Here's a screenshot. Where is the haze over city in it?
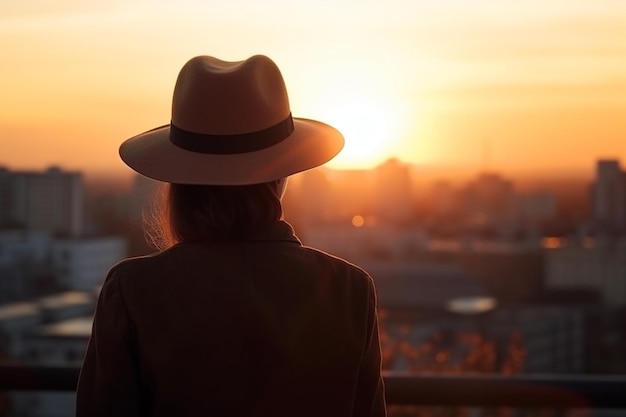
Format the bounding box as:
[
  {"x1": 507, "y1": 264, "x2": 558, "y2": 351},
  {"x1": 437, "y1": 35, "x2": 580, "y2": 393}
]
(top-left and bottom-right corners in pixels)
[{"x1": 1, "y1": 0, "x2": 625, "y2": 181}]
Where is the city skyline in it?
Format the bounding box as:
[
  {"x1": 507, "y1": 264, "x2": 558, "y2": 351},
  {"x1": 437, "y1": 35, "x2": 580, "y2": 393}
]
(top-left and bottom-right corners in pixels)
[
  {"x1": 1, "y1": 0, "x2": 625, "y2": 175},
  {"x1": 0, "y1": 154, "x2": 611, "y2": 190}
]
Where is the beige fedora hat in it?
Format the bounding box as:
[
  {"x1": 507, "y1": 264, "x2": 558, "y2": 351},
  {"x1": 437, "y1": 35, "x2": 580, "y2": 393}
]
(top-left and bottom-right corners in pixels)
[{"x1": 119, "y1": 55, "x2": 344, "y2": 185}]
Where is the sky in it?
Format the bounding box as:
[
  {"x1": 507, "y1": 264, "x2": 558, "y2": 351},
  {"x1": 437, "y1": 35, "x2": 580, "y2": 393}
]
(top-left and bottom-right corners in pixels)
[{"x1": 1, "y1": 0, "x2": 625, "y2": 179}]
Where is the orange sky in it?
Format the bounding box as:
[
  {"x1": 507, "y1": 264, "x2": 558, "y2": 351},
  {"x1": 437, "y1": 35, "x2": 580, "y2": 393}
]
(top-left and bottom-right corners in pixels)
[{"x1": 1, "y1": 0, "x2": 625, "y2": 179}]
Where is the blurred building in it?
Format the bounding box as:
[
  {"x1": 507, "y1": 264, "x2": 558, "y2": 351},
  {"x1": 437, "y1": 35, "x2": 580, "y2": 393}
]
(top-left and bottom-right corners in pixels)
[
  {"x1": 429, "y1": 180, "x2": 457, "y2": 219},
  {"x1": 0, "y1": 296, "x2": 95, "y2": 417},
  {"x1": 378, "y1": 297, "x2": 584, "y2": 374},
  {"x1": 373, "y1": 159, "x2": 414, "y2": 225},
  {"x1": 545, "y1": 238, "x2": 626, "y2": 308},
  {"x1": 419, "y1": 241, "x2": 544, "y2": 304},
  {"x1": 515, "y1": 191, "x2": 558, "y2": 227},
  {"x1": 359, "y1": 260, "x2": 489, "y2": 312},
  {"x1": 38, "y1": 292, "x2": 95, "y2": 323},
  {"x1": 0, "y1": 230, "x2": 126, "y2": 302},
  {"x1": 0, "y1": 293, "x2": 95, "y2": 361},
  {"x1": 303, "y1": 222, "x2": 427, "y2": 262},
  {"x1": 591, "y1": 159, "x2": 626, "y2": 234},
  {"x1": 0, "y1": 302, "x2": 41, "y2": 358},
  {"x1": 489, "y1": 306, "x2": 585, "y2": 374},
  {"x1": 304, "y1": 220, "x2": 544, "y2": 305},
  {"x1": 0, "y1": 230, "x2": 58, "y2": 302},
  {"x1": 460, "y1": 172, "x2": 515, "y2": 230},
  {"x1": 51, "y1": 237, "x2": 127, "y2": 291},
  {"x1": 13, "y1": 316, "x2": 92, "y2": 417},
  {"x1": 0, "y1": 167, "x2": 84, "y2": 237},
  {"x1": 424, "y1": 171, "x2": 549, "y2": 239}
]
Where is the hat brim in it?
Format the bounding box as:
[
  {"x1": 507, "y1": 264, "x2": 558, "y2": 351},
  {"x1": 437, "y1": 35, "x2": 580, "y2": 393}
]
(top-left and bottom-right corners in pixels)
[{"x1": 119, "y1": 118, "x2": 344, "y2": 185}]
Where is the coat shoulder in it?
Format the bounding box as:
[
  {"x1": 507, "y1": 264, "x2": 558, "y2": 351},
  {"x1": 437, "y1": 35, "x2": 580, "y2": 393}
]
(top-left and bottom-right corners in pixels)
[
  {"x1": 105, "y1": 246, "x2": 180, "y2": 278},
  {"x1": 298, "y1": 245, "x2": 373, "y2": 282}
]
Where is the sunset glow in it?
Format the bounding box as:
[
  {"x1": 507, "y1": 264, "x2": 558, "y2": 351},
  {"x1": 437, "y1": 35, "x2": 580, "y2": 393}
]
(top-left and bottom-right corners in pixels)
[
  {"x1": 1, "y1": 0, "x2": 625, "y2": 179},
  {"x1": 320, "y1": 95, "x2": 403, "y2": 169}
]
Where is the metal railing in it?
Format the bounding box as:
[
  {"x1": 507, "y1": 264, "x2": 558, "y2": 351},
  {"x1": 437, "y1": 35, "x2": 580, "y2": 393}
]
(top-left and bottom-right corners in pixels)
[{"x1": 1, "y1": 365, "x2": 625, "y2": 409}]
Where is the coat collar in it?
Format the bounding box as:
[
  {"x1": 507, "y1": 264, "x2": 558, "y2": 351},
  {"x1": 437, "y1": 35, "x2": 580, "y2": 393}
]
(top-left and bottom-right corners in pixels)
[
  {"x1": 171, "y1": 220, "x2": 302, "y2": 248},
  {"x1": 247, "y1": 220, "x2": 302, "y2": 245}
]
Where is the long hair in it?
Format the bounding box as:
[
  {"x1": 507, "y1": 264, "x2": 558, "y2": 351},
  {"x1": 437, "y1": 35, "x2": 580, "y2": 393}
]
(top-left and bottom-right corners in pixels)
[{"x1": 146, "y1": 181, "x2": 283, "y2": 250}]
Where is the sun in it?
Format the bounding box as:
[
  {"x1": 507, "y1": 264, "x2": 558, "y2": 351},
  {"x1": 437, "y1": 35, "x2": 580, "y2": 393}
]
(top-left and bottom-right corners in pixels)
[
  {"x1": 319, "y1": 94, "x2": 403, "y2": 170},
  {"x1": 291, "y1": 60, "x2": 408, "y2": 170}
]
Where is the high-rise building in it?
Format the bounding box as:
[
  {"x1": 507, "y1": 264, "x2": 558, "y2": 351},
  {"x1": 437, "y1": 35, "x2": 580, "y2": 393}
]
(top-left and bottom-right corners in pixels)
[
  {"x1": 591, "y1": 159, "x2": 626, "y2": 233},
  {"x1": 373, "y1": 158, "x2": 414, "y2": 225},
  {"x1": 461, "y1": 172, "x2": 515, "y2": 228},
  {"x1": 0, "y1": 167, "x2": 83, "y2": 237}
]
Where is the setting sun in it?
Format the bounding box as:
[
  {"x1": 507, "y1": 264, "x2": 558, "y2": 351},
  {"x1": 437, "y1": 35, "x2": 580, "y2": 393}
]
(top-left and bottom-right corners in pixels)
[
  {"x1": 300, "y1": 73, "x2": 411, "y2": 170},
  {"x1": 321, "y1": 96, "x2": 401, "y2": 169}
]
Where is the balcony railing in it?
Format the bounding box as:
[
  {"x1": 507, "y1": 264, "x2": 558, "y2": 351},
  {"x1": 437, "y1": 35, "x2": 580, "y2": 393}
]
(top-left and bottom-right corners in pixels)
[{"x1": 1, "y1": 365, "x2": 625, "y2": 409}]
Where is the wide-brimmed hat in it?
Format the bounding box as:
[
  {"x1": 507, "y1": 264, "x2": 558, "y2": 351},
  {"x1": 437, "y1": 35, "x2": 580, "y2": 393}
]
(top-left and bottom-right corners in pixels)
[{"x1": 119, "y1": 55, "x2": 344, "y2": 185}]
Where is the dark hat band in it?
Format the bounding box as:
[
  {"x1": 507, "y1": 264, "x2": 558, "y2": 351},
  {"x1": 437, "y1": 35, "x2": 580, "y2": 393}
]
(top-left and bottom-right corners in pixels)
[{"x1": 169, "y1": 113, "x2": 294, "y2": 154}]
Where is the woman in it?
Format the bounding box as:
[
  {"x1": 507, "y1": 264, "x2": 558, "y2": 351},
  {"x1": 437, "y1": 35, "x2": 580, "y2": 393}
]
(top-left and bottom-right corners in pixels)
[{"x1": 76, "y1": 55, "x2": 386, "y2": 416}]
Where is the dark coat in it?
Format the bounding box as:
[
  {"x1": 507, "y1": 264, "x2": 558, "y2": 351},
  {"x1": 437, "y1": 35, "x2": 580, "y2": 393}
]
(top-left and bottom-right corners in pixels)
[{"x1": 76, "y1": 221, "x2": 386, "y2": 417}]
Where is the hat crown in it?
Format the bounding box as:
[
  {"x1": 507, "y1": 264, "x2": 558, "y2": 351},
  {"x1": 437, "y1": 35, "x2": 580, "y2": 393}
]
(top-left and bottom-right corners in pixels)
[
  {"x1": 171, "y1": 55, "x2": 291, "y2": 135},
  {"x1": 119, "y1": 54, "x2": 344, "y2": 186}
]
